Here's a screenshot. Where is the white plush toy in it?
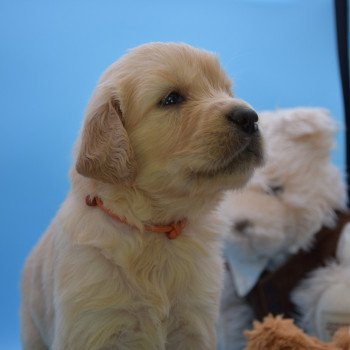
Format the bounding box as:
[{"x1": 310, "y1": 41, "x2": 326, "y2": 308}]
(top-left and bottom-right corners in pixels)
[{"x1": 217, "y1": 108, "x2": 350, "y2": 350}]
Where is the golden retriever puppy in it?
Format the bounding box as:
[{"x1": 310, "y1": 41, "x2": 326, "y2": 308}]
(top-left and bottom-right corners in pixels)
[{"x1": 21, "y1": 42, "x2": 263, "y2": 350}]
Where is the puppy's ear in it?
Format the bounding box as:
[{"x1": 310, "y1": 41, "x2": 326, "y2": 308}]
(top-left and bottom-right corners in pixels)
[{"x1": 76, "y1": 99, "x2": 136, "y2": 184}]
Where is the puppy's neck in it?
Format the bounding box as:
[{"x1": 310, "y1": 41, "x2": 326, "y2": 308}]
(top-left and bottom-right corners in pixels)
[{"x1": 73, "y1": 172, "x2": 223, "y2": 229}]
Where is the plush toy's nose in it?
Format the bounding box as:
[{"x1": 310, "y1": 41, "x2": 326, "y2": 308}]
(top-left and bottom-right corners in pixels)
[
  {"x1": 227, "y1": 108, "x2": 259, "y2": 135},
  {"x1": 234, "y1": 219, "x2": 252, "y2": 233}
]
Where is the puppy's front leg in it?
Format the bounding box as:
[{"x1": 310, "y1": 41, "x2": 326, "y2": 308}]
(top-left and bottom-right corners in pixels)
[
  {"x1": 51, "y1": 308, "x2": 168, "y2": 350},
  {"x1": 166, "y1": 308, "x2": 217, "y2": 350},
  {"x1": 167, "y1": 327, "x2": 216, "y2": 350}
]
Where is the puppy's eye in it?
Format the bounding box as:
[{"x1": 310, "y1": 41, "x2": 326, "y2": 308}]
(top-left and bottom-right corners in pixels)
[{"x1": 160, "y1": 91, "x2": 185, "y2": 106}]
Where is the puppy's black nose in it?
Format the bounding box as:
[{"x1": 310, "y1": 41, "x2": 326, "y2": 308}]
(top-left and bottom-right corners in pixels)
[{"x1": 227, "y1": 108, "x2": 259, "y2": 135}]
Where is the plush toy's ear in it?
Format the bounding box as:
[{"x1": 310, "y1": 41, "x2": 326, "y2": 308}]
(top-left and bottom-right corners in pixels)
[
  {"x1": 76, "y1": 98, "x2": 136, "y2": 184},
  {"x1": 282, "y1": 108, "x2": 337, "y2": 139}
]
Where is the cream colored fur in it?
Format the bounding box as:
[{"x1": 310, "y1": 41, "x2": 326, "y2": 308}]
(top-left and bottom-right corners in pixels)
[
  {"x1": 218, "y1": 108, "x2": 347, "y2": 350},
  {"x1": 21, "y1": 42, "x2": 263, "y2": 350}
]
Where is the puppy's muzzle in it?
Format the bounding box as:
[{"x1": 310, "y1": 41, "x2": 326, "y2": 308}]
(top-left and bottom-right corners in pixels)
[{"x1": 227, "y1": 107, "x2": 259, "y2": 135}]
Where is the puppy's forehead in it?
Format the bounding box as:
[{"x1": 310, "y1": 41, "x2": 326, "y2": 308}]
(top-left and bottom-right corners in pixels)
[{"x1": 120, "y1": 43, "x2": 232, "y2": 91}]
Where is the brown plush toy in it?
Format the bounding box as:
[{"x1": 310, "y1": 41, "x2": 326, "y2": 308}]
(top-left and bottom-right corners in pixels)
[{"x1": 244, "y1": 315, "x2": 350, "y2": 350}]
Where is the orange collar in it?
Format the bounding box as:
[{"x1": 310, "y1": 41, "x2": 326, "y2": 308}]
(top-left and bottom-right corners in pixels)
[{"x1": 85, "y1": 195, "x2": 187, "y2": 240}]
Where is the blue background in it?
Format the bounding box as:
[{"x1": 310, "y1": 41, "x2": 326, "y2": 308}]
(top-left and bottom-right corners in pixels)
[{"x1": 0, "y1": 0, "x2": 346, "y2": 348}]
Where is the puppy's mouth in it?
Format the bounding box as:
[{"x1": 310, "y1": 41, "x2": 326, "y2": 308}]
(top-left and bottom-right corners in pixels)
[{"x1": 191, "y1": 132, "x2": 264, "y2": 178}]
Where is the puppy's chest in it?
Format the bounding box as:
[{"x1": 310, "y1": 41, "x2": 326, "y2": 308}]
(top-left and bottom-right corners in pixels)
[
  {"x1": 126, "y1": 238, "x2": 211, "y2": 293},
  {"x1": 117, "y1": 238, "x2": 220, "y2": 327},
  {"x1": 110, "y1": 232, "x2": 221, "y2": 305},
  {"x1": 69, "y1": 227, "x2": 223, "y2": 343}
]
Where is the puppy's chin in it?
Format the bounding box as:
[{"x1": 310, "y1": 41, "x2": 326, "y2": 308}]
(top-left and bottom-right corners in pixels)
[{"x1": 191, "y1": 133, "x2": 264, "y2": 180}]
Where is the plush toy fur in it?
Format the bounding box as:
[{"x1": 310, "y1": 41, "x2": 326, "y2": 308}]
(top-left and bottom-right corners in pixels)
[
  {"x1": 245, "y1": 315, "x2": 350, "y2": 350},
  {"x1": 218, "y1": 108, "x2": 349, "y2": 350}
]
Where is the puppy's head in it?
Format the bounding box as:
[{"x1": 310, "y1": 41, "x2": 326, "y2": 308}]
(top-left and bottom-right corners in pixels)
[{"x1": 75, "y1": 43, "x2": 263, "y2": 199}]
